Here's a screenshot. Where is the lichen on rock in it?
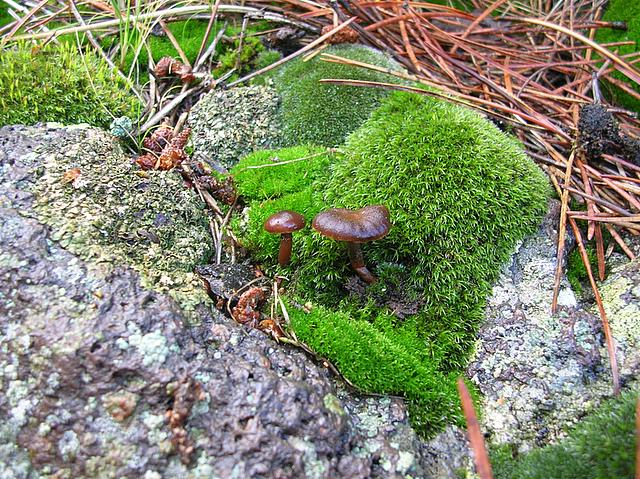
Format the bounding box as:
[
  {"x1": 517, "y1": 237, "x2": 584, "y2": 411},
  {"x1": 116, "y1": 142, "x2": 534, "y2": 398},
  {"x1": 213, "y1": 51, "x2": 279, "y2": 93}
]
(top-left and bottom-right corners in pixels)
[
  {"x1": 0, "y1": 123, "x2": 443, "y2": 479},
  {"x1": 188, "y1": 85, "x2": 283, "y2": 169},
  {"x1": 29, "y1": 125, "x2": 212, "y2": 313}
]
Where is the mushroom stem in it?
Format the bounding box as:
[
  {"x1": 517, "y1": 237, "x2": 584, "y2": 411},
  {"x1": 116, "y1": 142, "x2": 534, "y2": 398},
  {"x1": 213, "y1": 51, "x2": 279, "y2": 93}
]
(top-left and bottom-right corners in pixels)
[
  {"x1": 346, "y1": 242, "x2": 376, "y2": 284},
  {"x1": 278, "y1": 233, "x2": 293, "y2": 267}
]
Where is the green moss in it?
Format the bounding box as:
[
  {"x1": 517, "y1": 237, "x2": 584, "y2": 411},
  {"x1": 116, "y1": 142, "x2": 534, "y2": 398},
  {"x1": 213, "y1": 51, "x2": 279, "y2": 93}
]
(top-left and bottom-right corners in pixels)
[
  {"x1": 492, "y1": 389, "x2": 639, "y2": 479},
  {"x1": 230, "y1": 146, "x2": 333, "y2": 266},
  {"x1": 272, "y1": 44, "x2": 404, "y2": 147},
  {"x1": 0, "y1": 42, "x2": 141, "y2": 128},
  {"x1": 232, "y1": 90, "x2": 549, "y2": 436},
  {"x1": 231, "y1": 145, "x2": 333, "y2": 200},
  {"x1": 254, "y1": 49, "x2": 282, "y2": 71},
  {"x1": 288, "y1": 303, "x2": 464, "y2": 433},
  {"x1": 595, "y1": 0, "x2": 640, "y2": 111},
  {"x1": 294, "y1": 91, "x2": 550, "y2": 362},
  {"x1": 212, "y1": 33, "x2": 265, "y2": 82},
  {"x1": 566, "y1": 246, "x2": 597, "y2": 296}
]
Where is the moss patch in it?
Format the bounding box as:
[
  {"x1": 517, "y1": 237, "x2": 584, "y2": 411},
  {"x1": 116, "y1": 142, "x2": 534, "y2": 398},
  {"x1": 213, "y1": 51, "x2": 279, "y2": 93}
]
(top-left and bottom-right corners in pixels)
[
  {"x1": 0, "y1": 42, "x2": 141, "y2": 128},
  {"x1": 293, "y1": 91, "x2": 550, "y2": 367},
  {"x1": 566, "y1": 245, "x2": 598, "y2": 296},
  {"x1": 271, "y1": 44, "x2": 404, "y2": 147},
  {"x1": 492, "y1": 389, "x2": 639, "y2": 479},
  {"x1": 595, "y1": 0, "x2": 640, "y2": 112},
  {"x1": 232, "y1": 90, "x2": 549, "y2": 436},
  {"x1": 230, "y1": 146, "x2": 333, "y2": 265},
  {"x1": 288, "y1": 304, "x2": 463, "y2": 432}
]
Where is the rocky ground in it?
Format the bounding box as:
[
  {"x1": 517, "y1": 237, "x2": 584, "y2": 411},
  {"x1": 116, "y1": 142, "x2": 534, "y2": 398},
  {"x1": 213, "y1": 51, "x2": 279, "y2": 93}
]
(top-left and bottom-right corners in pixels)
[
  {"x1": 1, "y1": 123, "x2": 638, "y2": 478},
  {"x1": 0, "y1": 124, "x2": 440, "y2": 478}
]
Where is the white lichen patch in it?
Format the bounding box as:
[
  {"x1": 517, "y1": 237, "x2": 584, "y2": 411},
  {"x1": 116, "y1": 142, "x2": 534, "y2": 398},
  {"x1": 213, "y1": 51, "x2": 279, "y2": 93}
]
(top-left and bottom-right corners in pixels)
[
  {"x1": 58, "y1": 430, "x2": 80, "y2": 460},
  {"x1": 129, "y1": 330, "x2": 169, "y2": 367},
  {"x1": 397, "y1": 450, "x2": 415, "y2": 474},
  {"x1": 143, "y1": 411, "x2": 169, "y2": 449},
  {"x1": 287, "y1": 437, "x2": 326, "y2": 479}
]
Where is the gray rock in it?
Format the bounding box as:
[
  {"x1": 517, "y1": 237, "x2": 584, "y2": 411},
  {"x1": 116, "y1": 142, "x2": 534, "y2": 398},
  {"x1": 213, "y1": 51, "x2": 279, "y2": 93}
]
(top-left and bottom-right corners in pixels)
[
  {"x1": 188, "y1": 86, "x2": 283, "y2": 169},
  {"x1": 467, "y1": 201, "x2": 640, "y2": 453},
  {"x1": 0, "y1": 124, "x2": 435, "y2": 478}
]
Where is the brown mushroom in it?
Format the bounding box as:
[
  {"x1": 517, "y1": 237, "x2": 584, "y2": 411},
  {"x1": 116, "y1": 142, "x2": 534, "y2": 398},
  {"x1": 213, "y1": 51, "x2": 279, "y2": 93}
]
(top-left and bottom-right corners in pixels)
[
  {"x1": 264, "y1": 211, "x2": 306, "y2": 267},
  {"x1": 312, "y1": 205, "x2": 391, "y2": 283}
]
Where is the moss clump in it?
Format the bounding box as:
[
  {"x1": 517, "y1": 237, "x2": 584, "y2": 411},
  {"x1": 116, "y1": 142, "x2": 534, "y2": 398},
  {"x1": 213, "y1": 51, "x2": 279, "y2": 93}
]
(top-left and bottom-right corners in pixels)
[
  {"x1": 233, "y1": 91, "x2": 550, "y2": 435},
  {"x1": 295, "y1": 91, "x2": 551, "y2": 363},
  {"x1": 595, "y1": 0, "x2": 640, "y2": 112},
  {"x1": 492, "y1": 389, "x2": 639, "y2": 479},
  {"x1": 1, "y1": 5, "x2": 11, "y2": 27},
  {"x1": 231, "y1": 146, "x2": 333, "y2": 264},
  {"x1": 288, "y1": 303, "x2": 463, "y2": 432},
  {"x1": 0, "y1": 42, "x2": 141, "y2": 128},
  {"x1": 272, "y1": 44, "x2": 403, "y2": 147},
  {"x1": 232, "y1": 145, "x2": 333, "y2": 200}
]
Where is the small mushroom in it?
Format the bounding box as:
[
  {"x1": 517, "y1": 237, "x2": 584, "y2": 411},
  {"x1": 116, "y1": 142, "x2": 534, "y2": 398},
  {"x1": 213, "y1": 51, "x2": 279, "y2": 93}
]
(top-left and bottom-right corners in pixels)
[
  {"x1": 264, "y1": 210, "x2": 306, "y2": 267},
  {"x1": 312, "y1": 205, "x2": 391, "y2": 283}
]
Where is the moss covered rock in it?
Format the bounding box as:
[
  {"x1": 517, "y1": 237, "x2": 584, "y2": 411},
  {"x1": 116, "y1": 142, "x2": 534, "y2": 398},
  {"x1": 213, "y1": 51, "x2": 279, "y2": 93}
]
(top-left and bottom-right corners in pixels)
[
  {"x1": 272, "y1": 44, "x2": 403, "y2": 147},
  {"x1": 0, "y1": 42, "x2": 141, "y2": 128},
  {"x1": 31, "y1": 124, "x2": 212, "y2": 313},
  {"x1": 492, "y1": 388, "x2": 639, "y2": 479},
  {"x1": 232, "y1": 91, "x2": 550, "y2": 436},
  {"x1": 301, "y1": 91, "x2": 550, "y2": 301}
]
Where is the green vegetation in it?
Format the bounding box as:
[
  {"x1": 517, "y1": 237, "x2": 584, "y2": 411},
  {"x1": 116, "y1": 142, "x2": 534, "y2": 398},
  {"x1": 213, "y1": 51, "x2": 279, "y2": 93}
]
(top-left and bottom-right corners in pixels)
[
  {"x1": 493, "y1": 389, "x2": 639, "y2": 479},
  {"x1": 595, "y1": 0, "x2": 640, "y2": 112},
  {"x1": 288, "y1": 304, "x2": 463, "y2": 432},
  {"x1": 232, "y1": 90, "x2": 550, "y2": 435},
  {"x1": 566, "y1": 245, "x2": 598, "y2": 296},
  {"x1": 230, "y1": 146, "x2": 333, "y2": 264},
  {"x1": 0, "y1": 42, "x2": 141, "y2": 128},
  {"x1": 270, "y1": 44, "x2": 404, "y2": 147},
  {"x1": 101, "y1": 19, "x2": 272, "y2": 84},
  {"x1": 294, "y1": 91, "x2": 551, "y2": 366},
  {"x1": 1, "y1": 5, "x2": 11, "y2": 28}
]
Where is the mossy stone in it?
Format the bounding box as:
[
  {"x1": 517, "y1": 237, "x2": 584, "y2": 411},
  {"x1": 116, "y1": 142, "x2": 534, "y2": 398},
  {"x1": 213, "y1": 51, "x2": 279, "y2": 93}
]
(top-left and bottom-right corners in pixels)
[
  {"x1": 492, "y1": 388, "x2": 639, "y2": 479},
  {"x1": 272, "y1": 44, "x2": 404, "y2": 147},
  {"x1": 232, "y1": 89, "x2": 550, "y2": 436}
]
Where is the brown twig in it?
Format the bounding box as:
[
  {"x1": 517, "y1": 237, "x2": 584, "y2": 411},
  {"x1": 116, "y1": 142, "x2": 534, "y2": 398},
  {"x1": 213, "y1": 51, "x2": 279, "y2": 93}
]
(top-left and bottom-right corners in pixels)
[{"x1": 457, "y1": 378, "x2": 493, "y2": 479}]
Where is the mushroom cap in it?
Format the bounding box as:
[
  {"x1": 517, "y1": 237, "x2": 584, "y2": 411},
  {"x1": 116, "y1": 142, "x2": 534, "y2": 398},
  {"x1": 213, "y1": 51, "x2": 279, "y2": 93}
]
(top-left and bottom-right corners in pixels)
[
  {"x1": 312, "y1": 205, "x2": 391, "y2": 243},
  {"x1": 264, "y1": 210, "x2": 306, "y2": 234}
]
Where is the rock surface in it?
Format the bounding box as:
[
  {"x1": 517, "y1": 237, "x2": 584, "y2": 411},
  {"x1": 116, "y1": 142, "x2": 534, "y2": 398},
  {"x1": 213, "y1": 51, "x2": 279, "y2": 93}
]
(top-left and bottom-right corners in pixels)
[
  {"x1": 188, "y1": 86, "x2": 283, "y2": 170},
  {"x1": 424, "y1": 202, "x2": 640, "y2": 476},
  {"x1": 0, "y1": 124, "x2": 434, "y2": 478},
  {"x1": 468, "y1": 201, "x2": 640, "y2": 453},
  {"x1": 2, "y1": 124, "x2": 638, "y2": 478}
]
